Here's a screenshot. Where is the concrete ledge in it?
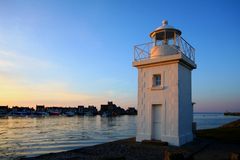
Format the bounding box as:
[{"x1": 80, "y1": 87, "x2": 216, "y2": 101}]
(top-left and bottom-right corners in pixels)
[
  {"x1": 136, "y1": 133, "x2": 151, "y2": 142},
  {"x1": 179, "y1": 133, "x2": 193, "y2": 145},
  {"x1": 137, "y1": 133, "x2": 193, "y2": 146},
  {"x1": 142, "y1": 140, "x2": 168, "y2": 146},
  {"x1": 132, "y1": 53, "x2": 196, "y2": 70},
  {"x1": 161, "y1": 135, "x2": 181, "y2": 146},
  {"x1": 160, "y1": 133, "x2": 193, "y2": 146}
]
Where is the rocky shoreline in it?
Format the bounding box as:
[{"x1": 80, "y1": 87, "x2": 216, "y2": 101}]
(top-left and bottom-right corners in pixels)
[
  {"x1": 21, "y1": 119, "x2": 240, "y2": 160},
  {"x1": 224, "y1": 112, "x2": 240, "y2": 116}
]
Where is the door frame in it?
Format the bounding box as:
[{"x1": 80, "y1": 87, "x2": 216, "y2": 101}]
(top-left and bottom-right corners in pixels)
[{"x1": 151, "y1": 104, "x2": 162, "y2": 140}]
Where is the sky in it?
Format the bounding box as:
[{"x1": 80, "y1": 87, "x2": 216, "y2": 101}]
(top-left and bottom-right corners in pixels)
[{"x1": 0, "y1": 0, "x2": 240, "y2": 112}]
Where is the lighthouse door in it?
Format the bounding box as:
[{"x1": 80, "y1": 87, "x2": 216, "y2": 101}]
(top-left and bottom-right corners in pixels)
[{"x1": 152, "y1": 104, "x2": 161, "y2": 140}]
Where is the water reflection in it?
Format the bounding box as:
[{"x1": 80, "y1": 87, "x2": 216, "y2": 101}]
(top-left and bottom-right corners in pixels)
[
  {"x1": 194, "y1": 113, "x2": 239, "y2": 129},
  {"x1": 0, "y1": 113, "x2": 239, "y2": 159},
  {"x1": 0, "y1": 116, "x2": 136, "y2": 159}
]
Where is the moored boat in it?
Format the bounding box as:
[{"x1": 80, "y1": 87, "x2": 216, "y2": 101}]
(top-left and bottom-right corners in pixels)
[
  {"x1": 65, "y1": 111, "x2": 75, "y2": 117},
  {"x1": 49, "y1": 111, "x2": 61, "y2": 116}
]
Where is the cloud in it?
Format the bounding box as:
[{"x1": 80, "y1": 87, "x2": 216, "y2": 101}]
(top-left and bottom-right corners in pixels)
[
  {"x1": 0, "y1": 59, "x2": 15, "y2": 68},
  {"x1": 0, "y1": 72, "x2": 136, "y2": 108},
  {"x1": 0, "y1": 50, "x2": 94, "y2": 107},
  {"x1": 0, "y1": 50, "x2": 53, "y2": 72},
  {"x1": 0, "y1": 75, "x2": 98, "y2": 107}
]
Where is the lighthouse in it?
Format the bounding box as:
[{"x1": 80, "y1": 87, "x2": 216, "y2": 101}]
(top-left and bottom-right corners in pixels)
[{"x1": 133, "y1": 20, "x2": 196, "y2": 146}]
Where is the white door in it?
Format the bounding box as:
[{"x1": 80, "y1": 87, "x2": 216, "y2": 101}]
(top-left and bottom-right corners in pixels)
[{"x1": 152, "y1": 104, "x2": 161, "y2": 140}]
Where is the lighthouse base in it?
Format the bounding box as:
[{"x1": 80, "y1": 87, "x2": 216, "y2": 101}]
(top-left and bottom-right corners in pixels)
[
  {"x1": 136, "y1": 133, "x2": 193, "y2": 146},
  {"x1": 161, "y1": 133, "x2": 193, "y2": 146}
]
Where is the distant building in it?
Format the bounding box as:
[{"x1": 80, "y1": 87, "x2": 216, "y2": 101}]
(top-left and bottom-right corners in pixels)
[
  {"x1": 36, "y1": 105, "x2": 45, "y2": 112},
  {"x1": 77, "y1": 105, "x2": 84, "y2": 115},
  {"x1": 10, "y1": 106, "x2": 34, "y2": 115},
  {"x1": 100, "y1": 101, "x2": 114, "y2": 113},
  {"x1": 84, "y1": 105, "x2": 98, "y2": 116},
  {"x1": 100, "y1": 101, "x2": 126, "y2": 116},
  {"x1": 126, "y1": 107, "x2": 137, "y2": 115},
  {"x1": 0, "y1": 106, "x2": 8, "y2": 114}
]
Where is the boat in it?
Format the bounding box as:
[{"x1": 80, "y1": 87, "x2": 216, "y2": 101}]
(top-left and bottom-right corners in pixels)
[
  {"x1": 11, "y1": 111, "x2": 30, "y2": 117},
  {"x1": 65, "y1": 111, "x2": 75, "y2": 117},
  {"x1": 101, "y1": 112, "x2": 113, "y2": 117},
  {"x1": 34, "y1": 111, "x2": 49, "y2": 116},
  {"x1": 84, "y1": 111, "x2": 94, "y2": 116},
  {"x1": 49, "y1": 111, "x2": 61, "y2": 116}
]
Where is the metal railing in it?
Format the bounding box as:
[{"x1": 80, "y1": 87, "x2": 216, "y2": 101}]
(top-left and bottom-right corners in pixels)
[
  {"x1": 134, "y1": 42, "x2": 154, "y2": 61},
  {"x1": 134, "y1": 36, "x2": 195, "y2": 62}
]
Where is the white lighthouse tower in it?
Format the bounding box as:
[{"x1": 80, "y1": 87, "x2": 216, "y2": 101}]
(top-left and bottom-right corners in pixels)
[{"x1": 133, "y1": 20, "x2": 196, "y2": 146}]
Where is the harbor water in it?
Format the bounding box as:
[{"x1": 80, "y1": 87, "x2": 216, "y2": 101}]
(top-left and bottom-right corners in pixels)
[{"x1": 0, "y1": 113, "x2": 239, "y2": 159}]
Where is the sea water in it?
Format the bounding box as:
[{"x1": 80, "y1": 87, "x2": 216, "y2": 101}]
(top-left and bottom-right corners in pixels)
[{"x1": 0, "y1": 113, "x2": 239, "y2": 159}]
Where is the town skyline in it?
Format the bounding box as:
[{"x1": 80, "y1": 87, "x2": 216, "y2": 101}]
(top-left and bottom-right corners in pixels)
[
  {"x1": 0, "y1": 101, "x2": 133, "y2": 110},
  {"x1": 0, "y1": 0, "x2": 240, "y2": 112}
]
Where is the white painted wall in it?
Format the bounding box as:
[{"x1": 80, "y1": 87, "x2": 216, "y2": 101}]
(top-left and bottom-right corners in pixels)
[
  {"x1": 135, "y1": 55, "x2": 194, "y2": 146},
  {"x1": 178, "y1": 64, "x2": 193, "y2": 144}
]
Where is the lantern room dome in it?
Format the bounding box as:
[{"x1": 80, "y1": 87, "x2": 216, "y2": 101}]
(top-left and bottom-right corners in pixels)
[{"x1": 149, "y1": 20, "x2": 182, "y2": 40}]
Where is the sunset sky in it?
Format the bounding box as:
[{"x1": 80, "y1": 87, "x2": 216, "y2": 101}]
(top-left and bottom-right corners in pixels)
[{"x1": 0, "y1": 0, "x2": 240, "y2": 112}]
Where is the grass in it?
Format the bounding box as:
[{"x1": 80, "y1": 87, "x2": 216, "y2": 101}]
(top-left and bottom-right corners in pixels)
[{"x1": 196, "y1": 119, "x2": 240, "y2": 142}]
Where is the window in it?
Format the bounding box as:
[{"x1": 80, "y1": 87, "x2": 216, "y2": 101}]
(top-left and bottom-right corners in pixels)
[{"x1": 153, "y1": 74, "x2": 161, "y2": 87}]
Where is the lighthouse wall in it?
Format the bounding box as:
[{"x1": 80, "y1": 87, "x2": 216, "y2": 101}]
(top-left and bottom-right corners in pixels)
[
  {"x1": 178, "y1": 63, "x2": 193, "y2": 145},
  {"x1": 136, "y1": 62, "x2": 181, "y2": 145},
  {"x1": 135, "y1": 58, "x2": 194, "y2": 146}
]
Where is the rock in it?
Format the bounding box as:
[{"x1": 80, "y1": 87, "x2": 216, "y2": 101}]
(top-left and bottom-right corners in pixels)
[
  {"x1": 164, "y1": 151, "x2": 184, "y2": 160},
  {"x1": 221, "y1": 119, "x2": 240, "y2": 128},
  {"x1": 142, "y1": 140, "x2": 168, "y2": 146},
  {"x1": 100, "y1": 157, "x2": 126, "y2": 160},
  {"x1": 229, "y1": 152, "x2": 240, "y2": 160}
]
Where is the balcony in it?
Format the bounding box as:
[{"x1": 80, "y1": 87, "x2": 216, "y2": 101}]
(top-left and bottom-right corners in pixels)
[{"x1": 134, "y1": 36, "x2": 195, "y2": 63}]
